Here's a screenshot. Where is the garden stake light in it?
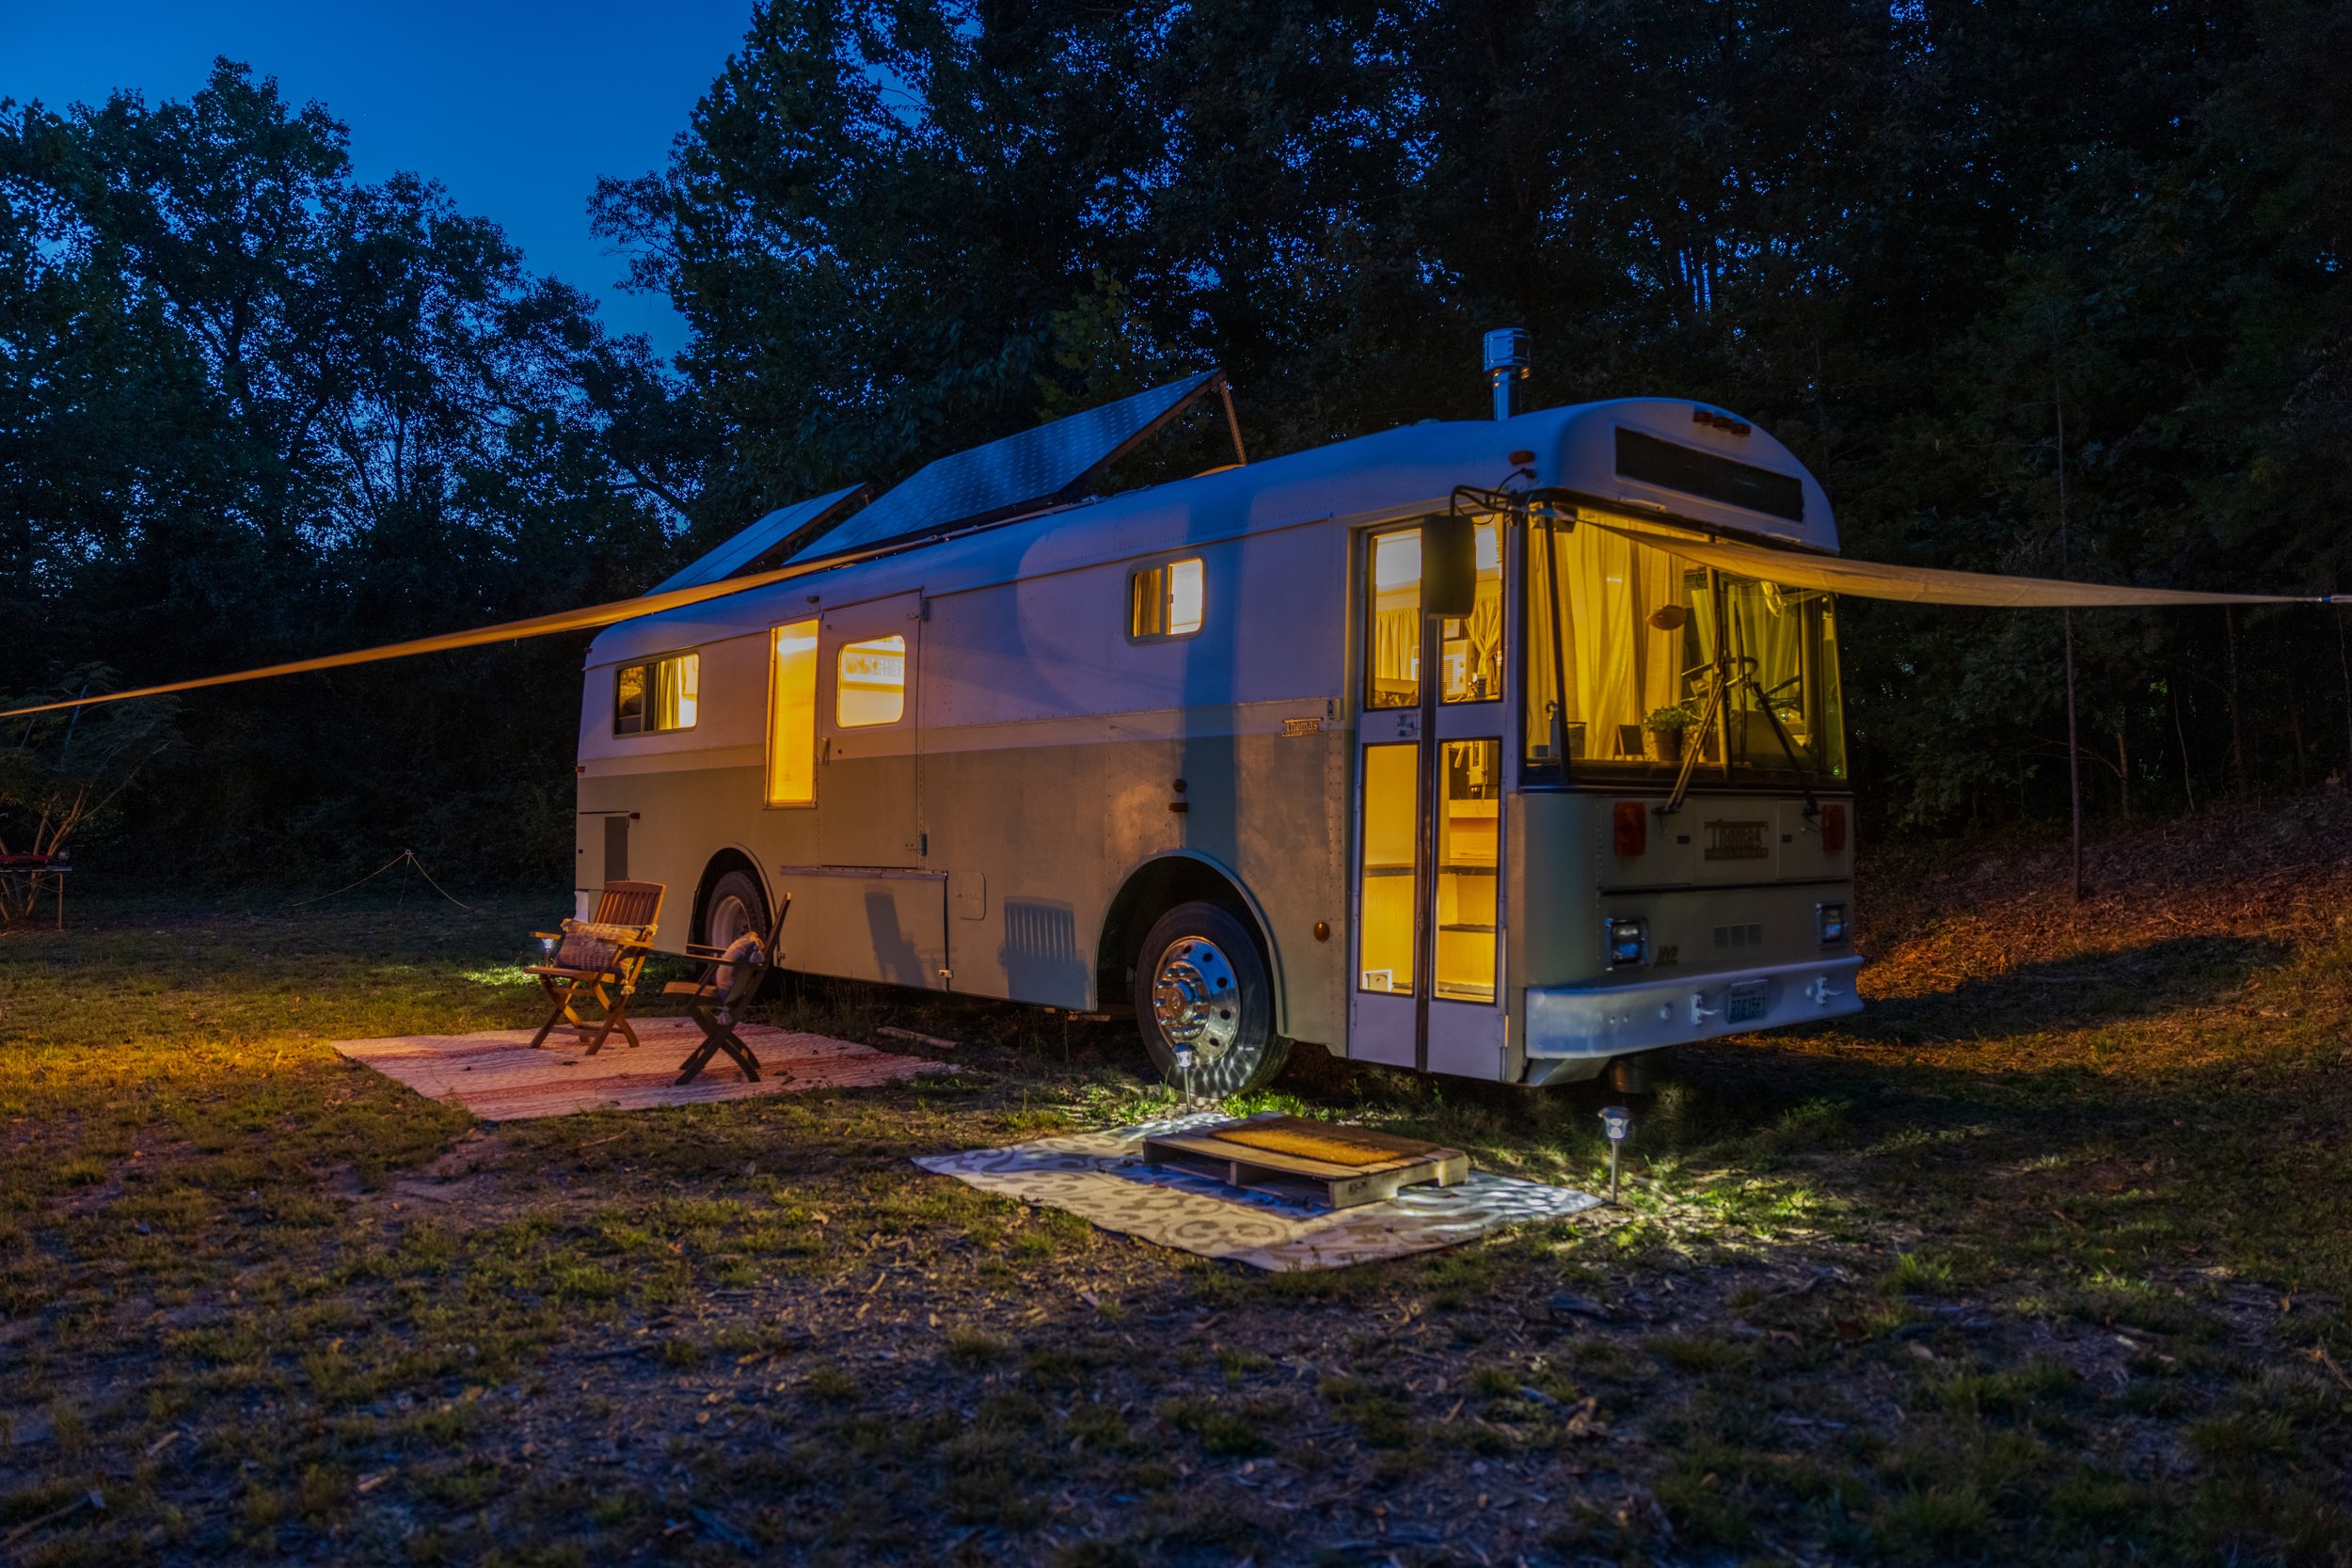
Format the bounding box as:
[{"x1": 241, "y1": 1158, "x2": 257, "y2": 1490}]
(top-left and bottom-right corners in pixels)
[{"x1": 1599, "y1": 1105, "x2": 1632, "y2": 1202}]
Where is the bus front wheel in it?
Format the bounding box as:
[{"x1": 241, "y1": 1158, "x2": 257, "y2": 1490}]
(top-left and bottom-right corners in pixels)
[{"x1": 1136, "y1": 902, "x2": 1288, "y2": 1098}]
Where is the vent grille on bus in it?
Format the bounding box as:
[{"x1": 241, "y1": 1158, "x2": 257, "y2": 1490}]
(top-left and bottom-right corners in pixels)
[{"x1": 1616, "y1": 428, "x2": 1804, "y2": 521}]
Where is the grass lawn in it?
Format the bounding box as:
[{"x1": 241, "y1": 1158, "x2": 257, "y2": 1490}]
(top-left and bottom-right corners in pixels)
[{"x1": 3, "y1": 800, "x2": 2350, "y2": 1566}]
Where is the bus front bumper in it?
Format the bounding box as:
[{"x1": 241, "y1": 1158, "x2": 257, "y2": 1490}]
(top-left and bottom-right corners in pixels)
[{"x1": 1524, "y1": 954, "x2": 1865, "y2": 1067}]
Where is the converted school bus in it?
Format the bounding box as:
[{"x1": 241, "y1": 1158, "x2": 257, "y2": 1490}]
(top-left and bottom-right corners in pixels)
[{"x1": 574, "y1": 379, "x2": 1863, "y2": 1095}]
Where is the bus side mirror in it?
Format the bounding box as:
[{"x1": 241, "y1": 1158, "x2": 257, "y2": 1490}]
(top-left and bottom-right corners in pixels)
[{"x1": 1423, "y1": 515, "x2": 1477, "y2": 619}]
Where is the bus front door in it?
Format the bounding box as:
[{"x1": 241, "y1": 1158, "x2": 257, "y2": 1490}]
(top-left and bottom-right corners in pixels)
[{"x1": 1347, "y1": 523, "x2": 1509, "y2": 1077}]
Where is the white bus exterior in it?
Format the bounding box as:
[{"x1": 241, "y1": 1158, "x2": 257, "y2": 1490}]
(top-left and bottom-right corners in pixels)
[{"x1": 574, "y1": 397, "x2": 1862, "y2": 1094}]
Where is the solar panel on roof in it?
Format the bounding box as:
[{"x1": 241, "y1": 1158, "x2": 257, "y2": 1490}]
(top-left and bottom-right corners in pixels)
[
  {"x1": 647, "y1": 484, "x2": 869, "y2": 593},
  {"x1": 787, "y1": 372, "x2": 1223, "y2": 563}
]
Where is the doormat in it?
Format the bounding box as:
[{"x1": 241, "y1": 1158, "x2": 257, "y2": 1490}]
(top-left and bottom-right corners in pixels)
[
  {"x1": 914, "y1": 1114, "x2": 1603, "y2": 1272},
  {"x1": 332, "y1": 1017, "x2": 950, "y2": 1121}
]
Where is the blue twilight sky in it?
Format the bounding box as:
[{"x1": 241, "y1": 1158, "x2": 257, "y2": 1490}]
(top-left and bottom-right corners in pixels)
[{"x1": 3, "y1": 0, "x2": 759, "y2": 359}]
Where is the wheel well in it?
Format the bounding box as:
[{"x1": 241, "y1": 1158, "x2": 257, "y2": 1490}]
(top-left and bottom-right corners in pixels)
[
  {"x1": 691, "y1": 850, "x2": 767, "y2": 945},
  {"x1": 1096, "y1": 857, "x2": 1274, "y2": 1017}
]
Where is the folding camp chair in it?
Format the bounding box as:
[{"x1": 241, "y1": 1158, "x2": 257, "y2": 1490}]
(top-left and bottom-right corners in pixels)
[
  {"x1": 524, "y1": 880, "x2": 664, "y2": 1054},
  {"x1": 666, "y1": 893, "x2": 792, "y2": 1086}
]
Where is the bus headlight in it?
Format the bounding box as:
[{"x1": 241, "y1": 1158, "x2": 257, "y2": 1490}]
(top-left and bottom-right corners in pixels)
[
  {"x1": 1604, "y1": 916, "x2": 1648, "y2": 968},
  {"x1": 1817, "y1": 903, "x2": 1847, "y2": 945}
]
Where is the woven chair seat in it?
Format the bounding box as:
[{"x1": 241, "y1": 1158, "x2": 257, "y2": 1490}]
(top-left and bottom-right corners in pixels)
[{"x1": 524, "y1": 881, "x2": 665, "y2": 1057}]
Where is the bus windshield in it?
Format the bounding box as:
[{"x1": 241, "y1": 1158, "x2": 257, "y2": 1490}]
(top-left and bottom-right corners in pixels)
[{"x1": 1525, "y1": 521, "x2": 1847, "y2": 784}]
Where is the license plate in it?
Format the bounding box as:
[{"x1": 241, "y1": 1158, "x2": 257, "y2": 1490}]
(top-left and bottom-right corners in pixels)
[{"x1": 1725, "y1": 980, "x2": 1769, "y2": 1024}]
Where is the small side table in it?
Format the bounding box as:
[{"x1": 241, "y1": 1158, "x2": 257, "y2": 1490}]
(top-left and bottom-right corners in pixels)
[{"x1": 0, "y1": 857, "x2": 69, "y2": 929}]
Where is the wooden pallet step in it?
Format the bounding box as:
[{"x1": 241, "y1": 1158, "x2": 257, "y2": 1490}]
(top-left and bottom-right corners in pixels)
[{"x1": 1140, "y1": 1113, "x2": 1470, "y2": 1210}]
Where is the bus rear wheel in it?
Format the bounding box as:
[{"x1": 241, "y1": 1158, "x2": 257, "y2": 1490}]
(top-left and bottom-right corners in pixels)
[
  {"x1": 703, "y1": 869, "x2": 768, "y2": 951},
  {"x1": 1136, "y1": 902, "x2": 1288, "y2": 1099}
]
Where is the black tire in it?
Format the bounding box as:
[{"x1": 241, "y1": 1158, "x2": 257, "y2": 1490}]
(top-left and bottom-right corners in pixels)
[
  {"x1": 1135, "y1": 901, "x2": 1290, "y2": 1098},
  {"x1": 701, "y1": 869, "x2": 769, "y2": 951}
]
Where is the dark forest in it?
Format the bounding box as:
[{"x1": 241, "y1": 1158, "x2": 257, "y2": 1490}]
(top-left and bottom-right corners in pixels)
[{"x1": 7, "y1": 0, "x2": 2349, "y2": 880}]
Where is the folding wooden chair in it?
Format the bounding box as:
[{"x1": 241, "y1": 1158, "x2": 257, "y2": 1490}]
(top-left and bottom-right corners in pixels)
[
  {"x1": 525, "y1": 880, "x2": 664, "y2": 1054},
  {"x1": 666, "y1": 893, "x2": 792, "y2": 1086}
]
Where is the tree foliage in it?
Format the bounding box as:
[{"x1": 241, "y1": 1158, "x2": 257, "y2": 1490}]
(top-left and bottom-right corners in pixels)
[
  {"x1": 7, "y1": 8, "x2": 2351, "y2": 885},
  {"x1": 598, "y1": 0, "x2": 2352, "y2": 829},
  {"x1": 3, "y1": 62, "x2": 706, "y2": 880}
]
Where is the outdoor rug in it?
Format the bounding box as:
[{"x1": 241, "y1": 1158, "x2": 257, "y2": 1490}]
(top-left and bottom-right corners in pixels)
[
  {"x1": 332, "y1": 1018, "x2": 949, "y2": 1121},
  {"x1": 914, "y1": 1114, "x2": 1603, "y2": 1272}
]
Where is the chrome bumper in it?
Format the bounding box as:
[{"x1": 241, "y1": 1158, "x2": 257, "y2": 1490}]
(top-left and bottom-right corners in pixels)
[{"x1": 1525, "y1": 954, "x2": 1864, "y2": 1061}]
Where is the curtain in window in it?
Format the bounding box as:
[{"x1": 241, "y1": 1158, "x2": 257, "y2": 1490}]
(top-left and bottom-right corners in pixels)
[
  {"x1": 1373, "y1": 607, "x2": 1420, "y2": 703},
  {"x1": 649, "y1": 655, "x2": 698, "y2": 730},
  {"x1": 1543, "y1": 530, "x2": 1691, "y2": 752}
]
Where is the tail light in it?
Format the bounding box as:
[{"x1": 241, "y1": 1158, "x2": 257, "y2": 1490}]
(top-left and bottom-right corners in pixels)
[
  {"x1": 1613, "y1": 800, "x2": 1646, "y2": 858},
  {"x1": 1820, "y1": 803, "x2": 1848, "y2": 853}
]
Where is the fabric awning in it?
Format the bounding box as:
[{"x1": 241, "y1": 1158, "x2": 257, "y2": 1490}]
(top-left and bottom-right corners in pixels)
[
  {"x1": 0, "y1": 554, "x2": 841, "y2": 720},
  {"x1": 8, "y1": 502, "x2": 2344, "y2": 721},
  {"x1": 1579, "y1": 513, "x2": 2345, "y2": 609}
]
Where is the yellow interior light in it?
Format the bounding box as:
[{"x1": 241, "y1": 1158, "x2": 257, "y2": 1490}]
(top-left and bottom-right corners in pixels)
[{"x1": 1168, "y1": 558, "x2": 1204, "y2": 635}]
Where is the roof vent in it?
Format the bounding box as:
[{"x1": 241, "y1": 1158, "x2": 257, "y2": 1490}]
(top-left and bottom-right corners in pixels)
[{"x1": 1483, "y1": 328, "x2": 1532, "y2": 420}]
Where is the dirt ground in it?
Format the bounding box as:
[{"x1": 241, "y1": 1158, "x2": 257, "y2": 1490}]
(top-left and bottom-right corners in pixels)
[{"x1": 3, "y1": 797, "x2": 2350, "y2": 1565}]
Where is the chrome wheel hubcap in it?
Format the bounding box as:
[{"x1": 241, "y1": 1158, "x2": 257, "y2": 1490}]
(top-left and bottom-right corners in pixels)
[
  {"x1": 709, "y1": 895, "x2": 753, "y2": 949},
  {"x1": 1152, "y1": 936, "x2": 1241, "y2": 1062}
]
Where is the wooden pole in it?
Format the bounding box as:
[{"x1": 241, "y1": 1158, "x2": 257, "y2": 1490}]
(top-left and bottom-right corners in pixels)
[
  {"x1": 2057, "y1": 370, "x2": 2086, "y2": 900},
  {"x1": 2336, "y1": 613, "x2": 2352, "y2": 779},
  {"x1": 2225, "y1": 606, "x2": 2247, "y2": 796},
  {"x1": 2172, "y1": 679, "x2": 2197, "y2": 813}
]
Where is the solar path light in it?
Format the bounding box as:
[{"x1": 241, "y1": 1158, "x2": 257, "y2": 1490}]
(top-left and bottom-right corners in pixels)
[{"x1": 1599, "y1": 1105, "x2": 1632, "y2": 1202}]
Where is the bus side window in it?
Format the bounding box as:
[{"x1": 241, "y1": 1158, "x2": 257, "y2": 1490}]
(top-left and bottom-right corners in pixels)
[
  {"x1": 1367, "y1": 530, "x2": 1422, "y2": 709},
  {"x1": 614, "y1": 650, "x2": 698, "y2": 735},
  {"x1": 1130, "y1": 558, "x2": 1204, "y2": 641},
  {"x1": 766, "y1": 619, "x2": 818, "y2": 804}
]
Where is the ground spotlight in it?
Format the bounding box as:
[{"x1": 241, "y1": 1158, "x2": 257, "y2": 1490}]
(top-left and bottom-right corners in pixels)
[{"x1": 1599, "y1": 1104, "x2": 1632, "y2": 1202}]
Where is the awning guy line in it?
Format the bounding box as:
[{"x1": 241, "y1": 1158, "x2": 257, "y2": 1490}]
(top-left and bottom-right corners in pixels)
[{"x1": 1578, "y1": 513, "x2": 2350, "y2": 610}]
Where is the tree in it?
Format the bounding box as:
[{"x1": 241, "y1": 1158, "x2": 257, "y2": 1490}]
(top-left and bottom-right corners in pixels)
[
  {"x1": 600, "y1": 0, "x2": 2352, "y2": 832},
  {"x1": 0, "y1": 667, "x2": 175, "y2": 923},
  {"x1": 2, "y1": 62, "x2": 714, "y2": 881}
]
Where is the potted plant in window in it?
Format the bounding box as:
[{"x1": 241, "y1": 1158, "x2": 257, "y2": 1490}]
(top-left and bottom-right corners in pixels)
[{"x1": 1644, "y1": 704, "x2": 1699, "y2": 765}]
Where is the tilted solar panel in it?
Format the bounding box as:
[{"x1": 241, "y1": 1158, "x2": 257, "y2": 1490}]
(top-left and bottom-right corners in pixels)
[
  {"x1": 647, "y1": 484, "x2": 869, "y2": 594},
  {"x1": 787, "y1": 372, "x2": 1223, "y2": 563}
]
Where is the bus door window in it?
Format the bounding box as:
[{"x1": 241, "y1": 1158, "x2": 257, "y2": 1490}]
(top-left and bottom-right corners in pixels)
[
  {"x1": 835, "y1": 634, "x2": 908, "y2": 727},
  {"x1": 1366, "y1": 530, "x2": 1422, "y2": 709},
  {"x1": 1434, "y1": 738, "x2": 1500, "y2": 1002},
  {"x1": 1357, "y1": 741, "x2": 1419, "y2": 994},
  {"x1": 1439, "y1": 520, "x2": 1503, "y2": 704}
]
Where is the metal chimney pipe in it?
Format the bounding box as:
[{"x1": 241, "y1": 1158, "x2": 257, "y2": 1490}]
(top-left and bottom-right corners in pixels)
[{"x1": 1483, "y1": 327, "x2": 1532, "y2": 420}]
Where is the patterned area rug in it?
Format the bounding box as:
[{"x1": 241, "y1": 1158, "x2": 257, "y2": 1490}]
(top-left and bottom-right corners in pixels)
[
  {"x1": 332, "y1": 1018, "x2": 949, "y2": 1121},
  {"x1": 914, "y1": 1115, "x2": 1603, "y2": 1273}
]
